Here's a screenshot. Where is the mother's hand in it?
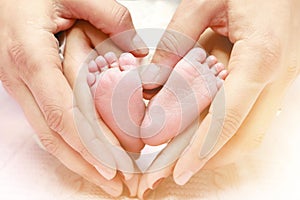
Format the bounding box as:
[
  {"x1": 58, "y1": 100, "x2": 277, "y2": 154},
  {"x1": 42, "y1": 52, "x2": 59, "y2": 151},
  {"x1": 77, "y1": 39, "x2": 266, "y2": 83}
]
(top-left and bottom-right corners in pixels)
[
  {"x1": 0, "y1": 0, "x2": 147, "y2": 197},
  {"x1": 139, "y1": 0, "x2": 300, "y2": 196},
  {"x1": 63, "y1": 20, "x2": 143, "y2": 197}
]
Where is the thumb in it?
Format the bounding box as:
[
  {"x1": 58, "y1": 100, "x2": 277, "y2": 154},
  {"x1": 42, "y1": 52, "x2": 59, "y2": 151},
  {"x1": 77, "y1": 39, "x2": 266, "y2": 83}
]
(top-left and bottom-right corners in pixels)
[
  {"x1": 153, "y1": 0, "x2": 224, "y2": 66},
  {"x1": 60, "y1": 0, "x2": 148, "y2": 57}
]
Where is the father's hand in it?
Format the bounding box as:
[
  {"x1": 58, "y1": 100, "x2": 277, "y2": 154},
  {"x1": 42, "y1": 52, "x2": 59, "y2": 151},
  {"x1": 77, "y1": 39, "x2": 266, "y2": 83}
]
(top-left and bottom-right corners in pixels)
[
  {"x1": 139, "y1": 0, "x2": 300, "y2": 196},
  {"x1": 63, "y1": 20, "x2": 143, "y2": 197},
  {"x1": 0, "y1": 0, "x2": 147, "y2": 196}
]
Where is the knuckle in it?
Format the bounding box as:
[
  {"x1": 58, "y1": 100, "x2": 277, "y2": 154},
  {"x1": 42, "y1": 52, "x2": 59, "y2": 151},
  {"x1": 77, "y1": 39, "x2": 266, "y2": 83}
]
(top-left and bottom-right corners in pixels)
[
  {"x1": 258, "y1": 36, "x2": 282, "y2": 72},
  {"x1": 158, "y1": 30, "x2": 181, "y2": 56},
  {"x1": 221, "y1": 108, "x2": 242, "y2": 141},
  {"x1": 233, "y1": 34, "x2": 283, "y2": 84},
  {"x1": 27, "y1": 50, "x2": 62, "y2": 77},
  {"x1": 39, "y1": 134, "x2": 61, "y2": 156},
  {"x1": 7, "y1": 40, "x2": 39, "y2": 79},
  {"x1": 8, "y1": 35, "x2": 62, "y2": 80},
  {"x1": 112, "y1": 5, "x2": 131, "y2": 29},
  {"x1": 7, "y1": 40, "x2": 27, "y2": 67},
  {"x1": 157, "y1": 27, "x2": 195, "y2": 60},
  {"x1": 43, "y1": 105, "x2": 65, "y2": 133},
  {"x1": 253, "y1": 36, "x2": 284, "y2": 84},
  {"x1": 254, "y1": 33, "x2": 282, "y2": 66}
]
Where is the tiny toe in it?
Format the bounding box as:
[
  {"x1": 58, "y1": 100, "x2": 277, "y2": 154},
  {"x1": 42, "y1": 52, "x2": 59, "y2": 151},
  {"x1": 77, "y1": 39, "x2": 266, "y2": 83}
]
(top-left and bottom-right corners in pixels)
[
  {"x1": 211, "y1": 62, "x2": 225, "y2": 76},
  {"x1": 104, "y1": 52, "x2": 119, "y2": 68},
  {"x1": 88, "y1": 60, "x2": 98, "y2": 73},
  {"x1": 206, "y1": 55, "x2": 218, "y2": 67},
  {"x1": 120, "y1": 53, "x2": 136, "y2": 65},
  {"x1": 87, "y1": 73, "x2": 96, "y2": 86},
  {"x1": 119, "y1": 53, "x2": 137, "y2": 71},
  {"x1": 218, "y1": 70, "x2": 228, "y2": 80},
  {"x1": 185, "y1": 47, "x2": 207, "y2": 63},
  {"x1": 216, "y1": 77, "x2": 224, "y2": 89},
  {"x1": 95, "y1": 56, "x2": 109, "y2": 72}
]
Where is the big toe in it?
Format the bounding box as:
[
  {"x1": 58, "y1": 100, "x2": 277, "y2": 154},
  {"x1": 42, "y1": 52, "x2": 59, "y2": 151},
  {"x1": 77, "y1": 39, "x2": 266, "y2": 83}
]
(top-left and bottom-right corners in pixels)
[{"x1": 119, "y1": 53, "x2": 137, "y2": 71}]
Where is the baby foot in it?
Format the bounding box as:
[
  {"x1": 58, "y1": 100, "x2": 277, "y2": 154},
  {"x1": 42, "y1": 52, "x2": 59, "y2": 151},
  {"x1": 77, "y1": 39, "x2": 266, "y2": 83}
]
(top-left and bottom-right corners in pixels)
[
  {"x1": 87, "y1": 52, "x2": 146, "y2": 153},
  {"x1": 141, "y1": 47, "x2": 228, "y2": 146}
]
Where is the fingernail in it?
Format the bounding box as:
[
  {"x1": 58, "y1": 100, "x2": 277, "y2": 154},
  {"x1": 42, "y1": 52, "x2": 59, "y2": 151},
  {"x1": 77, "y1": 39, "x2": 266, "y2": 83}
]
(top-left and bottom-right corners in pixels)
[
  {"x1": 94, "y1": 165, "x2": 116, "y2": 180},
  {"x1": 151, "y1": 178, "x2": 165, "y2": 189},
  {"x1": 174, "y1": 171, "x2": 194, "y2": 186},
  {"x1": 143, "y1": 189, "x2": 152, "y2": 199},
  {"x1": 132, "y1": 34, "x2": 148, "y2": 55}
]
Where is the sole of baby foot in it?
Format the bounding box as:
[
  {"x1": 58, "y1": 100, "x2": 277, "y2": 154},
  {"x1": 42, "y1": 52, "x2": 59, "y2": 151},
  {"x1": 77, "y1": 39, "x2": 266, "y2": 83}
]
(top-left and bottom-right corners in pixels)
[
  {"x1": 87, "y1": 52, "x2": 146, "y2": 153},
  {"x1": 141, "y1": 47, "x2": 227, "y2": 146}
]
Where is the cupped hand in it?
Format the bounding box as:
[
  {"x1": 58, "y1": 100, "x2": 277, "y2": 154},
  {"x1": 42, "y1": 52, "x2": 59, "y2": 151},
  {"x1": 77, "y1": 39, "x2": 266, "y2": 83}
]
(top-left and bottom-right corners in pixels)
[
  {"x1": 139, "y1": 0, "x2": 300, "y2": 197},
  {"x1": 0, "y1": 0, "x2": 147, "y2": 197},
  {"x1": 63, "y1": 20, "x2": 143, "y2": 197}
]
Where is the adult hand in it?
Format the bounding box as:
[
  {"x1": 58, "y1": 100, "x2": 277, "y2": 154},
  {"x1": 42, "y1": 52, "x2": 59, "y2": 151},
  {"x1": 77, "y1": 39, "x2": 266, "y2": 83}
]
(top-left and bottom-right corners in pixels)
[
  {"x1": 139, "y1": 0, "x2": 300, "y2": 196},
  {"x1": 63, "y1": 20, "x2": 143, "y2": 197},
  {"x1": 0, "y1": 0, "x2": 147, "y2": 197}
]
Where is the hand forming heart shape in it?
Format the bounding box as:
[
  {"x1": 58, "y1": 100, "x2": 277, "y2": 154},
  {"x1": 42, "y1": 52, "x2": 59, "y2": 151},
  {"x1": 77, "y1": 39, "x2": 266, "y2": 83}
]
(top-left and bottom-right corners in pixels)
[
  {"x1": 88, "y1": 47, "x2": 226, "y2": 153},
  {"x1": 70, "y1": 28, "x2": 227, "y2": 198}
]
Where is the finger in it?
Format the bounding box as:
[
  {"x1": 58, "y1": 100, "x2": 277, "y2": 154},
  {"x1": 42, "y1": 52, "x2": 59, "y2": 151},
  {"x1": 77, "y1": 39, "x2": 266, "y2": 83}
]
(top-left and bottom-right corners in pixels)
[
  {"x1": 138, "y1": 166, "x2": 172, "y2": 199},
  {"x1": 7, "y1": 76, "x2": 123, "y2": 196},
  {"x1": 60, "y1": 0, "x2": 148, "y2": 57},
  {"x1": 173, "y1": 39, "x2": 281, "y2": 185},
  {"x1": 150, "y1": 0, "x2": 224, "y2": 71},
  {"x1": 138, "y1": 117, "x2": 201, "y2": 198},
  {"x1": 63, "y1": 25, "x2": 135, "y2": 180},
  {"x1": 122, "y1": 173, "x2": 140, "y2": 197},
  {"x1": 142, "y1": 0, "x2": 224, "y2": 91},
  {"x1": 63, "y1": 23, "x2": 98, "y2": 87},
  {"x1": 72, "y1": 21, "x2": 124, "y2": 60},
  {"x1": 14, "y1": 31, "x2": 117, "y2": 179}
]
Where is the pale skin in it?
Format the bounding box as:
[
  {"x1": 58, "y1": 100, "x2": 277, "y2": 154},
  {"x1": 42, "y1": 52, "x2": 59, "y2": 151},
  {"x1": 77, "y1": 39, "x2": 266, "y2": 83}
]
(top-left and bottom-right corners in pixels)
[
  {"x1": 138, "y1": 0, "x2": 300, "y2": 198},
  {"x1": 86, "y1": 48, "x2": 227, "y2": 152},
  {"x1": 62, "y1": 20, "x2": 228, "y2": 197},
  {"x1": 0, "y1": 0, "x2": 148, "y2": 197},
  {"x1": 1, "y1": 0, "x2": 299, "y2": 199},
  {"x1": 56, "y1": 1, "x2": 300, "y2": 197}
]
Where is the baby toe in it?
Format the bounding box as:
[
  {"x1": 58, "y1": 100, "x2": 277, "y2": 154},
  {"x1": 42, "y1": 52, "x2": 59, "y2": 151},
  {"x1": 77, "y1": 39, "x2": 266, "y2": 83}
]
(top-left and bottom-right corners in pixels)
[
  {"x1": 87, "y1": 72, "x2": 96, "y2": 87},
  {"x1": 206, "y1": 55, "x2": 218, "y2": 68},
  {"x1": 184, "y1": 47, "x2": 207, "y2": 64},
  {"x1": 218, "y1": 69, "x2": 228, "y2": 80},
  {"x1": 119, "y1": 53, "x2": 137, "y2": 71},
  {"x1": 95, "y1": 56, "x2": 109, "y2": 72},
  {"x1": 211, "y1": 62, "x2": 225, "y2": 76},
  {"x1": 88, "y1": 60, "x2": 98, "y2": 73},
  {"x1": 104, "y1": 52, "x2": 119, "y2": 68},
  {"x1": 216, "y1": 77, "x2": 224, "y2": 89}
]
